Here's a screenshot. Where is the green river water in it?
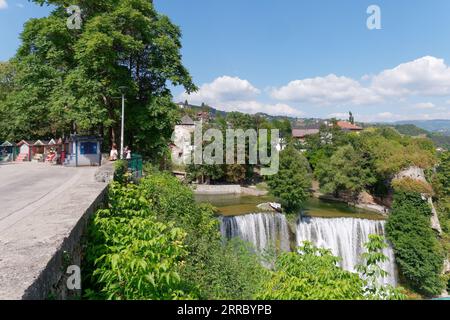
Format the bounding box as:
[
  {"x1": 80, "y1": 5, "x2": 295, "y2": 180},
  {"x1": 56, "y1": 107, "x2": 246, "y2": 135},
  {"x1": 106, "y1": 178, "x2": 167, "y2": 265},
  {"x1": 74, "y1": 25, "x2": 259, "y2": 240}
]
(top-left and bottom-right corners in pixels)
[{"x1": 195, "y1": 194, "x2": 384, "y2": 220}]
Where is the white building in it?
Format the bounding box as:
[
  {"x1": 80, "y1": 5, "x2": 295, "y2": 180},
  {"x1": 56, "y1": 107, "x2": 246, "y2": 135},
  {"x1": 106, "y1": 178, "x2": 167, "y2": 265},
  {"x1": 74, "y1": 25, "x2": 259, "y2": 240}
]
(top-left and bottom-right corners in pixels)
[{"x1": 171, "y1": 115, "x2": 196, "y2": 167}]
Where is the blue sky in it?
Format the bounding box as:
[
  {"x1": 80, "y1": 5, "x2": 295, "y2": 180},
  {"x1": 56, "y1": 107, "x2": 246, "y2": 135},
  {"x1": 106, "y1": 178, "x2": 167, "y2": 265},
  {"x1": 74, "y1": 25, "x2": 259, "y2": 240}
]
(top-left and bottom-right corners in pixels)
[{"x1": 2, "y1": 0, "x2": 450, "y2": 122}]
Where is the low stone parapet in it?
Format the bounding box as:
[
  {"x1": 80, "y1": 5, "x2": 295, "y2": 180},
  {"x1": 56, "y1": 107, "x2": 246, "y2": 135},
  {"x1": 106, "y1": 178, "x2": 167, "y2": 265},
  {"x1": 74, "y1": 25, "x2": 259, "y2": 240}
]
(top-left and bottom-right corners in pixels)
[{"x1": 0, "y1": 162, "x2": 114, "y2": 300}]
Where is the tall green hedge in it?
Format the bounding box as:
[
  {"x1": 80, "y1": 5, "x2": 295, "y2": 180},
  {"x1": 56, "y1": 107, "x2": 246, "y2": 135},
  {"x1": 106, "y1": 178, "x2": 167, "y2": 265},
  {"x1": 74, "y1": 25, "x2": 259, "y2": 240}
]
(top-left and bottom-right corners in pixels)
[{"x1": 386, "y1": 191, "x2": 445, "y2": 296}]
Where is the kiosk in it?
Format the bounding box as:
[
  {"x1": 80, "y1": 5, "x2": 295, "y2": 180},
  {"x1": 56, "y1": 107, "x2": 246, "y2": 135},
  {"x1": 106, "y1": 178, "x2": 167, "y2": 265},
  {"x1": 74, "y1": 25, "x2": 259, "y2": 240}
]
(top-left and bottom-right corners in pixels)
[
  {"x1": 0, "y1": 141, "x2": 17, "y2": 162},
  {"x1": 16, "y1": 140, "x2": 33, "y2": 162},
  {"x1": 64, "y1": 135, "x2": 103, "y2": 167}
]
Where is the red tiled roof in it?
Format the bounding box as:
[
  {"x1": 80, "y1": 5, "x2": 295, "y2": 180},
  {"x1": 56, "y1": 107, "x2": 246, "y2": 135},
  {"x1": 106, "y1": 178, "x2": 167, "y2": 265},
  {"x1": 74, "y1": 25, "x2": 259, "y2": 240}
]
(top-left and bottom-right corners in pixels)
[{"x1": 337, "y1": 121, "x2": 363, "y2": 130}]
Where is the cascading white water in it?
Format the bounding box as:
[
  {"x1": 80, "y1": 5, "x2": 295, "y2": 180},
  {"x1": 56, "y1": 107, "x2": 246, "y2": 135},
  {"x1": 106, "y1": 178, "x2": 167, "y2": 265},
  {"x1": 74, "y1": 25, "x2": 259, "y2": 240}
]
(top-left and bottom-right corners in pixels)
[
  {"x1": 220, "y1": 213, "x2": 291, "y2": 252},
  {"x1": 296, "y1": 216, "x2": 397, "y2": 286}
]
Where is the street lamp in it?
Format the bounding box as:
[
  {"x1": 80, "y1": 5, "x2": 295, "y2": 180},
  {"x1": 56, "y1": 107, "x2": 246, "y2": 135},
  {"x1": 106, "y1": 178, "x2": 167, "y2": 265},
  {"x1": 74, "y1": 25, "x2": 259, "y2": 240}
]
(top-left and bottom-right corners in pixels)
[{"x1": 119, "y1": 86, "x2": 127, "y2": 160}]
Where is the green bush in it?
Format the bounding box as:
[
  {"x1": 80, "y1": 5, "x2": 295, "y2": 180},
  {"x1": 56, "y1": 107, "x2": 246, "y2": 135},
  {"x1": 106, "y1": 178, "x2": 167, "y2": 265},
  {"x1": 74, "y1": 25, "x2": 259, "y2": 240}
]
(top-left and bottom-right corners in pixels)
[
  {"x1": 137, "y1": 173, "x2": 266, "y2": 299},
  {"x1": 392, "y1": 177, "x2": 434, "y2": 196},
  {"x1": 84, "y1": 182, "x2": 191, "y2": 300},
  {"x1": 255, "y1": 238, "x2": 404, "y2": 300},
  {"x1": 85, "y1": 172, "x2": 267, "y2": 300},
  {"x1": 386, "y1": 191, "x2": 445, "y2": 296},
  {"x1": 113, "y1": 160, "x2": 130, "y2": 184},
  {"x1": 255, "y1": 242, "x2": 367, "y2": 300},
  {"x1": 181, "y1": 238, "x2": 267, "y2": 300}
]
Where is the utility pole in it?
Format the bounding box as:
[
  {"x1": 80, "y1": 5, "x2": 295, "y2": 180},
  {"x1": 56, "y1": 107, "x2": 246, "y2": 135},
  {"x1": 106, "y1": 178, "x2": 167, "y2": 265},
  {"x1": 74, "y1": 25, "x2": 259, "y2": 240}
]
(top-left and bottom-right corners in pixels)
[{"x1": 119, "y1": 86, "x2": 127, "y2": 159}]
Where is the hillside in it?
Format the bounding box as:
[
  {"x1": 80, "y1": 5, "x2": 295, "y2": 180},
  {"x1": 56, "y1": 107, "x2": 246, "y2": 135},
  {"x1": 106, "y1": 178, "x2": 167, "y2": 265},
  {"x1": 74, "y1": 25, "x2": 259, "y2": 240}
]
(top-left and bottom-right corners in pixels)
[{"x1": 395, "y1": 120, "x2": 450, "y2": 135}]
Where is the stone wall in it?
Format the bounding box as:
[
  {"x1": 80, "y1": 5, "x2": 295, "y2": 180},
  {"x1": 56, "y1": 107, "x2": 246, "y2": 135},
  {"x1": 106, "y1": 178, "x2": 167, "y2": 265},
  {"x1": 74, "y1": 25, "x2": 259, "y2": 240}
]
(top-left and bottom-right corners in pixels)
[
  {"x1": 192, "y1": 184, "x2": 269, "y2": 196},
  {"x1": 192, "y1": 184, "x2": 242, "y2": 195}
]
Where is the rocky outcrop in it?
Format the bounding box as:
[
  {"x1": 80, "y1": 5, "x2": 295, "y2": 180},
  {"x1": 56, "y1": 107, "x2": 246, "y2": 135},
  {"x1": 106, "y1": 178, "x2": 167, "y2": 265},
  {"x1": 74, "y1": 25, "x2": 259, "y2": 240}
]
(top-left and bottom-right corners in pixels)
[
  {"x1": 395, "y1": 166, "x2": 428, "y2": 183},
  {"x1": 428, "y1": 197, "x2": 443, "y2": 235},
  {"x1": 444, "y1": 259, "x2": 450, "y2": 274},
  {"x1": 257, "y1": 203, "x2": 278, "y2": 212}
]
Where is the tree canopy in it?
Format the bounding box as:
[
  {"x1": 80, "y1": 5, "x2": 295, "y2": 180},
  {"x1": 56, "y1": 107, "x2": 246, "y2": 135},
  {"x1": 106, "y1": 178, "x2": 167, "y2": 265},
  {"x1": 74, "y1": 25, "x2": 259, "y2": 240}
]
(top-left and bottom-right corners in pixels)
[
  {"x1": 315, "y1": 144, "x2": 376, "y2": 198},
  {"x1": 266, "y1": 146, "x2": 312, "y2": 213},
  {"x1": 0, "y1": 0, "x2": 196, "y2": 159}
]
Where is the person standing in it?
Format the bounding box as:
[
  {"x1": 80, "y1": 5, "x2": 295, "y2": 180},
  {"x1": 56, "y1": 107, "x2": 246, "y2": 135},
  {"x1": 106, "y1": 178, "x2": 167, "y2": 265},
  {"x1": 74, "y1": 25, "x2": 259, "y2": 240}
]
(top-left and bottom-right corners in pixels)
[
  {"x1": 109, "y1": 143, "x2": 119, "y2": 161},
  {"x1": 125, "y1": 146, "x2": 132, "y2": 160}
]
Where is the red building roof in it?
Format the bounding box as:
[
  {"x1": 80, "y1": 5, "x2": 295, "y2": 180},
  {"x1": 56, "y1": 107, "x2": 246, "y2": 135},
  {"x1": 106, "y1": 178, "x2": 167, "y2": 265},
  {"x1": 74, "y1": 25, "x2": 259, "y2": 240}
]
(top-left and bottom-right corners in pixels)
[
  {"x1": 292, "y1": 128, "x2": 320, "y2": 138},
  {"x1": 336, "y1": 121, "x2": 363, "y2": 131}
]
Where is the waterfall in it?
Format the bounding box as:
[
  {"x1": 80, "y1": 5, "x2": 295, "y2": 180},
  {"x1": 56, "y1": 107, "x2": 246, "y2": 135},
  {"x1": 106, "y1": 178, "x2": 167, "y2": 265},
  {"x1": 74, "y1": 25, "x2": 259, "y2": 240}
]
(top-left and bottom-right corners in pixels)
[
  {"x1": 296, "y1": 217, "x2": 397, "y2": 286},
  {"x1": 220, "y1": 213, "x2": 291, "y2": 253}
]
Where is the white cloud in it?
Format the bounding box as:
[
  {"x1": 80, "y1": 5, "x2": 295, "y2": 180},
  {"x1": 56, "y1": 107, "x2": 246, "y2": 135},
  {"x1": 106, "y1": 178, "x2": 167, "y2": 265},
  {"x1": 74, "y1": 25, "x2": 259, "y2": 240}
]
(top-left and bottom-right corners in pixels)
[
  {"x1": 16, "y1": 3, "x2": 24, "y2": 8},
  {"x1": 219, "y1": 101, "x2": 304, "y2": 117},
  {"x1": 269, "y1": 56, "x2": 450, "y2": 108},
  {"x1": 0, "y1": 0, "x2": 8, "y2": 10},
  {"x1": 178, "y1": 57, "x2": 450, "y2": 120},
  {"x1": 271, "y1": 74, "x2": 381, "y2": 106},
  {"x1": 371, "y1": 56, "x2": 450, "y2": 97},
  {"x1": 180, "y1": 76, "x2": 304, "y2": 117},
  {"x1": 413, "y1": 102, "x2": 435, "y2": 110},
  {"x1": 182, "y1": 76, "x2": 260, "y2": 104}
]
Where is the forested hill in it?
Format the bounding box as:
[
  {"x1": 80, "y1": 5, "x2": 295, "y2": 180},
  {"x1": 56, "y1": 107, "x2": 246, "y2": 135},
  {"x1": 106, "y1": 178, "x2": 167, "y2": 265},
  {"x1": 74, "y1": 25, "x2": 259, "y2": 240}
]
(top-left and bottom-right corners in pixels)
[
  {"x1": 369, "y1": 123, "x2": 450, "y2": 150},
  {"x1": 395, "y1": 120, "x2": 450, "y2": 135}
]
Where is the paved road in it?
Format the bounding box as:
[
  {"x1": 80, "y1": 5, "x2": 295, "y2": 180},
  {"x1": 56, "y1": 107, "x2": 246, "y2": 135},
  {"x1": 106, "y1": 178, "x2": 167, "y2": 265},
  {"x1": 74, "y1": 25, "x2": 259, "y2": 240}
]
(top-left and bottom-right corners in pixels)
[
  {"x1": 0, "y1": 162, "x2": 111, "y2": 299},
  {"x1": 0, "y1": 163, "x2": 81, "y2": 227}
]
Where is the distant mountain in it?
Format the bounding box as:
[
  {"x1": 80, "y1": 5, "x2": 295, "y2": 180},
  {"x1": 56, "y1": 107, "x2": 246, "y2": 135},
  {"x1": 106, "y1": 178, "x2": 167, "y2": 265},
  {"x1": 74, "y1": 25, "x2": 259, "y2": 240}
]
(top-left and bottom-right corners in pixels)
[
  {"x1": 394, "y1": 120, "x2": 450, "y2": 135},
  {"x1": 176, "y1": 102, "x2": 301, "y2": 122}
]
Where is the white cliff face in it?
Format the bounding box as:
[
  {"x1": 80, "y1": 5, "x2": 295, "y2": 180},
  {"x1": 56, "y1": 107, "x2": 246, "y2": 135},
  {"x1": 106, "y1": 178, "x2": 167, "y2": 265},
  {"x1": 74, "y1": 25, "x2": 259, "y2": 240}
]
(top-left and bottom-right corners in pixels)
[
  {"x1": 428, "y1": 197, "x2": 443, "y2": 235},
  {"x1": 395, "y1": 166, "x2": 443, "y2": 235},
  {"x1": 395, "y1": 166, "x2": 428, "y2": 183}
]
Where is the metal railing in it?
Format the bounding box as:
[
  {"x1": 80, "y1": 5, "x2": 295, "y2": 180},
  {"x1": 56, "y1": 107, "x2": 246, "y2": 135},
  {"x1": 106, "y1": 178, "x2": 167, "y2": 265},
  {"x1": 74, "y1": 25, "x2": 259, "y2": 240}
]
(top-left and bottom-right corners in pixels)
[{"x1": 127, "y1": 154, "x2": 143, "y2": 179}]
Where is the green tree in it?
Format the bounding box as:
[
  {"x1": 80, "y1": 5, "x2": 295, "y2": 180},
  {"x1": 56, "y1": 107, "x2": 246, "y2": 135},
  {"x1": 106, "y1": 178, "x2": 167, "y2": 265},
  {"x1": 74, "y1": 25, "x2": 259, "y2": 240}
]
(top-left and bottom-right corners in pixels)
[
  {"x1": 0, "y1": 61, "x2": 14, "y2": 101},
  {"x1": 359, "y1": 129, "x2": 437, "y2": 179},
  {"x1": 272, "y1": 118, "x2": 292, "y2": 147},
  {"x1": 303, "y1": 122, "x2": 345, "y2": 169},
  {"x1": 267, "y1": 146, "x2": 312, "y2": 213},
  {"x1": 226, "y1": 112, "x2": 256, "y2": 130},
  {"x1": 435, "y1": 151, "x2": 450, "y2": 197},
  {"x1": 2, "y1": 0, "x2": 196, "y2": 157},
  {"x1": 315, "y1": 145, "x2": 376, "y2": 198},
  {"x1": 0, "y1": 61, "x2": 15, "y2": 141}
]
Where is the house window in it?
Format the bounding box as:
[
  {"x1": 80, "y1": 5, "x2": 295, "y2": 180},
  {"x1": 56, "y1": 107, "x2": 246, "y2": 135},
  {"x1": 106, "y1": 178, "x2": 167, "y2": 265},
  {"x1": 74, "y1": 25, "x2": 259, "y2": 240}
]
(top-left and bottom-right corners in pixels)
[{"x1": 80, "y1": 142, "x2": 97, "y2": 155}]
